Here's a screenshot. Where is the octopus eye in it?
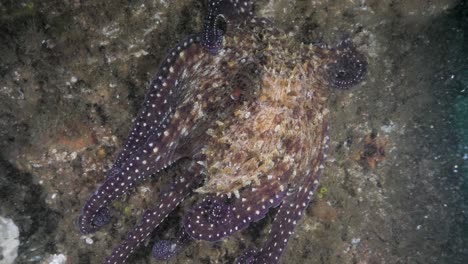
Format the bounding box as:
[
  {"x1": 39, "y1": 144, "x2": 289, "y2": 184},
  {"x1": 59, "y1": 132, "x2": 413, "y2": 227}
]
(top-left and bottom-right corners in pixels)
[
  {"x1": 215, "y1": 14, "x2": 227, "y2": 36},
  {"x1": 202, "y1": 8, "x2": 227, "y2": 55},
  {"x1": 328, "y1": 41, "x2": 367, "y2": 89}
]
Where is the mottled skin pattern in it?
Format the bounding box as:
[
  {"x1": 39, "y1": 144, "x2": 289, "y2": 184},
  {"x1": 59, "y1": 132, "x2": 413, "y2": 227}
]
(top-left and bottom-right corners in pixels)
[{"x1": 78, "y1": 1, "x2": 367, "y2": 263}]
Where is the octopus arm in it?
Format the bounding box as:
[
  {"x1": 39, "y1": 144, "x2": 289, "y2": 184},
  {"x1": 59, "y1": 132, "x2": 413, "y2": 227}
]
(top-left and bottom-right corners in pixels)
[
  {"x1": 109, "y1": 35, "x2": 203, "y2": 175},
  {"x1": 79, "y1": 85, "x2": 207, "y2": 234},
  {"x1": 243, "y1": 172, "x2": 322, "y2": 264},
  {"x1": 79, "y1": 103, "x2": 198, "y2": 234},
  {"x1": 327, "y1": 38, "x2": 367, "y2": 90},
  {"x1": 79, "y1": 38, "x2": 207, "y2": 234},
  {"x1": 183, "y1": 163, "x2": 292, "y2": 242},
  {"x1": 237, "y1": 122, "x2": 330, "y2": 264},
  {"x1": 104, "y1": 161, "x2": 204, "y2": 264}
]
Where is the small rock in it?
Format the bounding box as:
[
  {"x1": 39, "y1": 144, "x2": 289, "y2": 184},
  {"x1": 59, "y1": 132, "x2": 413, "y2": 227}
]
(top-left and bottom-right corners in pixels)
[
  {"x1": 44, "y1": 253, "x2": 67, "y2": 264},
  {"x1": 0, "y1": 216, "x2": 19, "y2": 264}
]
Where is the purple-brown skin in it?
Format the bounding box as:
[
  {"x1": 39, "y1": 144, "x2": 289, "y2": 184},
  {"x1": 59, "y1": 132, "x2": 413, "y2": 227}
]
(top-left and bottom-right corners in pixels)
[
  {"x1": 78, "y1": 1, "x2": 367, "y2": 263},
  {"x1": 202, "y1": 0, "x2": 254, "y2": 54}
]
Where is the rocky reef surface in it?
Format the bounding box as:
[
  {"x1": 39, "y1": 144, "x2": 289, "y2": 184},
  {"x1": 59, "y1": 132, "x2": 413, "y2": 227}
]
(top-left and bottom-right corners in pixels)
[{"x1": 0, "y1": 0, "x2": 467, "y2": 263}]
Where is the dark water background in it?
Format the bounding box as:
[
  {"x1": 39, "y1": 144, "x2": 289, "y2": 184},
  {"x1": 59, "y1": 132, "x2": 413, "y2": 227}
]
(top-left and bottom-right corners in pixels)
[{"x1": 1, "y1": 0, "x2": 467, "y2": 263}]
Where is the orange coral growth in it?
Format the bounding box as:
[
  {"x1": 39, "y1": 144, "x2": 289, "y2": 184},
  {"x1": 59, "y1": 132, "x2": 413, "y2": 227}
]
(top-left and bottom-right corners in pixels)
[
  {"x1": 54, "y1": 122, "x2": 97, "y2": 152},
  {"x1": 355, "y1": 132, "x2": 387, "y2": 169},
  {"x1": 310, "y1": 200, "x2": 338, "y2": 223}
]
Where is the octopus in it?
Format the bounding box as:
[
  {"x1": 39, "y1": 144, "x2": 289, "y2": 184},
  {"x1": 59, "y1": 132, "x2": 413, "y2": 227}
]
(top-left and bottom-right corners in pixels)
[{"x1": 78, "y1": 1, "x2": 367, "y2": 263}]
